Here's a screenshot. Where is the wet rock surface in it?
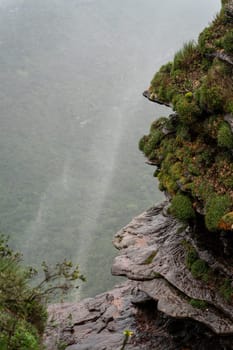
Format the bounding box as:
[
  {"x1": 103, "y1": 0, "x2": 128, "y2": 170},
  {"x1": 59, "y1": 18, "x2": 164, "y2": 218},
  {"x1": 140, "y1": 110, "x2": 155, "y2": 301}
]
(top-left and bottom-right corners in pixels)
[{"x1": 44, "y1": 202, "x2": 233, "y2": 349}]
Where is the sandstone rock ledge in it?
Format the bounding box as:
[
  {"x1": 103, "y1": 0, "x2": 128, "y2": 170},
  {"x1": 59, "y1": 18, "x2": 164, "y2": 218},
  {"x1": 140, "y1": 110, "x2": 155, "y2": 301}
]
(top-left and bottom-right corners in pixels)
[{"x1": 44, "y1": 202, "x2": 233, "y2": 350}]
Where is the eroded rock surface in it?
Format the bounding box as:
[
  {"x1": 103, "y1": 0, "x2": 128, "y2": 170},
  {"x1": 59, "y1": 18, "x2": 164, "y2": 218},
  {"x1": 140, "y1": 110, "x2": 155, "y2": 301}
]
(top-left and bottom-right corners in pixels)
[
  {"x1": 112, "y1": 202, "x2": 233, "y2": 334},
  {"x1": 44, "y1": 282, "x2": 138, "y2": 350},
  {"x1": 44, "y1": 202, "x2": 233, "y2": 349}
]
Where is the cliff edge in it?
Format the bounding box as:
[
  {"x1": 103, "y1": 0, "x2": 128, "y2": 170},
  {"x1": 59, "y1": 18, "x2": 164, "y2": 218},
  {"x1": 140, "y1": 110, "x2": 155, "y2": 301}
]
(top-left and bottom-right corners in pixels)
[
  {"x1": 44, "y1": 202, "x2": 233, "y2": 350},
  {"x1": 44, "y1": 1, "x2": 233, "y2": 348}
]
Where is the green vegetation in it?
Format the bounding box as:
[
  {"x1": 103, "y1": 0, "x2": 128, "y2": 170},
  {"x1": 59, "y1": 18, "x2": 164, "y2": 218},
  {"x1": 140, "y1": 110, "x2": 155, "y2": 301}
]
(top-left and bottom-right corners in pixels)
[
  {"x1": 217, "y1": 122, "x2": 233, "y2": 149},
  {"x1": 182, "y1": 239, "x2": 233, "y2": 303},
  {"x1": 172, "y1": 40, "x2": 199, "y2": 72},
  {"x1": 142, "y1": 251, "x2": 157, "y2": 265},
  {"x1": 190, "y1": 259, "x2": 209, "y2": 281},
  {"x1": 140, "y1": 0, "x2": 233, "y2": 232},
  {"x1": 219, "y1": 279, "x2": 233, "y2": 302},
  {"x1": 189, "y1": 298, "x2": 208, "y2": 309},
  {"x1": 182, "y1": 241, "x2": 198, "y2": 270},
  {"x1": 205, "y1": 194, "x2": 231, "y2": 231},
  {"x1": 170, "y1": 194, "x2": 195, "y2": 222},
  {"x1": 223, "y1": 30, "x2": 233, "y2": 54},
  {"x1": 0, "y1": 236, "x2": 85, "y2": 350}
]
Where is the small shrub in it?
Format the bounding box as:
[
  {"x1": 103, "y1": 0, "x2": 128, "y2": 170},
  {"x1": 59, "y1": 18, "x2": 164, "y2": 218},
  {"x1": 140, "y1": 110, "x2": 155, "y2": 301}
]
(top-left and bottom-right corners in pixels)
[
  {"x1": 198, "y1": 27, "x2": 215, "y2": 55},
  {"x1": 223, "y1": 30, "x2": 233, "y2": 54},
  {"x1": 170, "y1": 194, "x2": 195, "y2": 222},
  {"x1": 175, "y1": 96, "x2": 201, "y2": 124},
  {"x1": 217, "y1": 122, "x2": 233, "y2": 149},
  {"x1": 205, "y1": 194, "x2": 232, "y2": 231},
  {"x1": 143, "y1": 130, "x2": 163, "y2": 157},
  {"x1": 198, "y1": 83, "x2": 224, "y2": 113},
  {"x1": 138, "y1": 135, "x2": 147, "y2": 151},
  {"x1": 191, "y1": 259, "x2": 209, "y2": 280},
  {"x1": 176, "y1": 124, "x2": 191, "y2": 140},
  {"x1": 10, "y1": 321, "x2": 40, "y2": 350}
]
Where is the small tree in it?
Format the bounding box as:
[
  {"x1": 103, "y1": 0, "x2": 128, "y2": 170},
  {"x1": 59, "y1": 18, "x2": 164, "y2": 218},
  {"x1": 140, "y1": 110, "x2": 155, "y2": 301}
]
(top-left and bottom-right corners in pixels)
[{"x1": 0, "y1": 235, "x2": 85, "y2": 349}]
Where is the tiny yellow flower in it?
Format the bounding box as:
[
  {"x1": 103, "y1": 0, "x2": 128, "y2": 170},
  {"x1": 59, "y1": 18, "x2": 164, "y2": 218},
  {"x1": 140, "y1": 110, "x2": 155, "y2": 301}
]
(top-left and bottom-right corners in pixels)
[{"x1": 123, "y1": 330, "x2": 134, "y2": 337}]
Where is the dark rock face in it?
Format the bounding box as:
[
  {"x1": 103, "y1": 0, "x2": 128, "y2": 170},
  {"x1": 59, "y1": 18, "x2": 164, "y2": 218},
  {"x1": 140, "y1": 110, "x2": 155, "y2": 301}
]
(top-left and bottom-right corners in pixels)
[{"x1": 44, "y1": 202, "x2": 233, "y2": 349}]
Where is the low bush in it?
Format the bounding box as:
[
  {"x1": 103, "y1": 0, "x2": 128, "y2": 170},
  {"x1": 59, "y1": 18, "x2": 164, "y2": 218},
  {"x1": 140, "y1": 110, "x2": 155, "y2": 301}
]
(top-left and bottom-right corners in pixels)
[
  {"x1": 172, "y1": 41, "x2": 199, "y2": 71},
  {"x1": 197, "y1": 82, "x2": 224, "y2": 113},
  {"x1": 138, "y1": 135, "x2": 147, "y2": 151},
  {"x1": 170, "y1": 194, "x2": 195, "y2": 222},
  {"x1": 198, "y1": 27, "x2": 215, "y2": 55},
  {"x1": 191, "y1": 259, "x2": 209, "y2": 280},
  {"x1": 142, "y1": 130, "x2": 163, "y2": 157},
  {"x1": 217, "y1": 122, "x2": 233, "y2": 149},
  {"x1": 223, "y1": 30, "x2": 233, "y2": 54},
  {"x1": 205, "y1": 194, "x2": 232, "y2": 231},
  {"x1": 175, "y1": 96, "x2": 201, "y2": 124}
]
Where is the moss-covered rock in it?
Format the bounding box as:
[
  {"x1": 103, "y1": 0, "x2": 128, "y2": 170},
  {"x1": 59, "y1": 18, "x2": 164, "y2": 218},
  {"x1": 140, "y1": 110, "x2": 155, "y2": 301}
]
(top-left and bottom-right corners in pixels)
[
  {"x1": 140, "y1": 0, "x2": 233, "y2": 233},
  {"x1": 205, "y1": 194, "x2": 232, "y2": 232},
  {"x1": 170, "y1": 194, "x2": 195, "y2": 222}
]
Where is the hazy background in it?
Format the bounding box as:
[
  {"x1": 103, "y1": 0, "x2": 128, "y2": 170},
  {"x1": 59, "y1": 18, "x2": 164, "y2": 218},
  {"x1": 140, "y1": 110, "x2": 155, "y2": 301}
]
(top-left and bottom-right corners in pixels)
[{"x1": 0, "y1": 0, "x2": 220, "y2": 298}]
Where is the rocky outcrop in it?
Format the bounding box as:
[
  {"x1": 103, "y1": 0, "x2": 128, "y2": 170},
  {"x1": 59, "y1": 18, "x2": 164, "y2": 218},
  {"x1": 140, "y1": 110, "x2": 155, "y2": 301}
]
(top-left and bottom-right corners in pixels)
[
  {"x1": 142, "y1": 90, "x2": 171, "y2": 107},
  {"x1": 207, "y1": 51, "x2": 233, "y2": 65},
  {"x1": 44, "y1": 202, "x2": 233, "y2": 349},
  {"x1": 112, "y1": 202, "x2": 233, "y2": 334},
  {"x1": 44, "y1": 282, "x2": 139, "y2": 350}
]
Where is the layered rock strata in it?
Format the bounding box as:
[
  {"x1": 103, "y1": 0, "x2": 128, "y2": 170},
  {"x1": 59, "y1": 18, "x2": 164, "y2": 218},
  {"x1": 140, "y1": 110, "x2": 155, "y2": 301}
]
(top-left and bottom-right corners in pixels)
[{"x1": 44, "y1": 202, "x2": 233, "y2": 349}]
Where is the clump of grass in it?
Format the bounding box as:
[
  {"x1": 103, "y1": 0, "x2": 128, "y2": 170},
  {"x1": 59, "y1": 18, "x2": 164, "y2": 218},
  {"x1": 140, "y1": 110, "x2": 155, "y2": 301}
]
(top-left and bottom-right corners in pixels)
[
  {"x1": 185, "y1": 246, "x2": 199, "y2": 270},
  {"x1": 172, "y1": 41, "x2": 199, "y2": 72},
  {"x1": 217, "y1": 122, "x2": 233, "y2": 149},
  {"x1": 191, "y1": 259, "x2": 210, "y2": 281},
  {"x1": 219, "y1": 279, "x2": 233, "y2": 302},
  {"x1": 189, "y1": 298, "x2": 208, "y2": 309}
]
